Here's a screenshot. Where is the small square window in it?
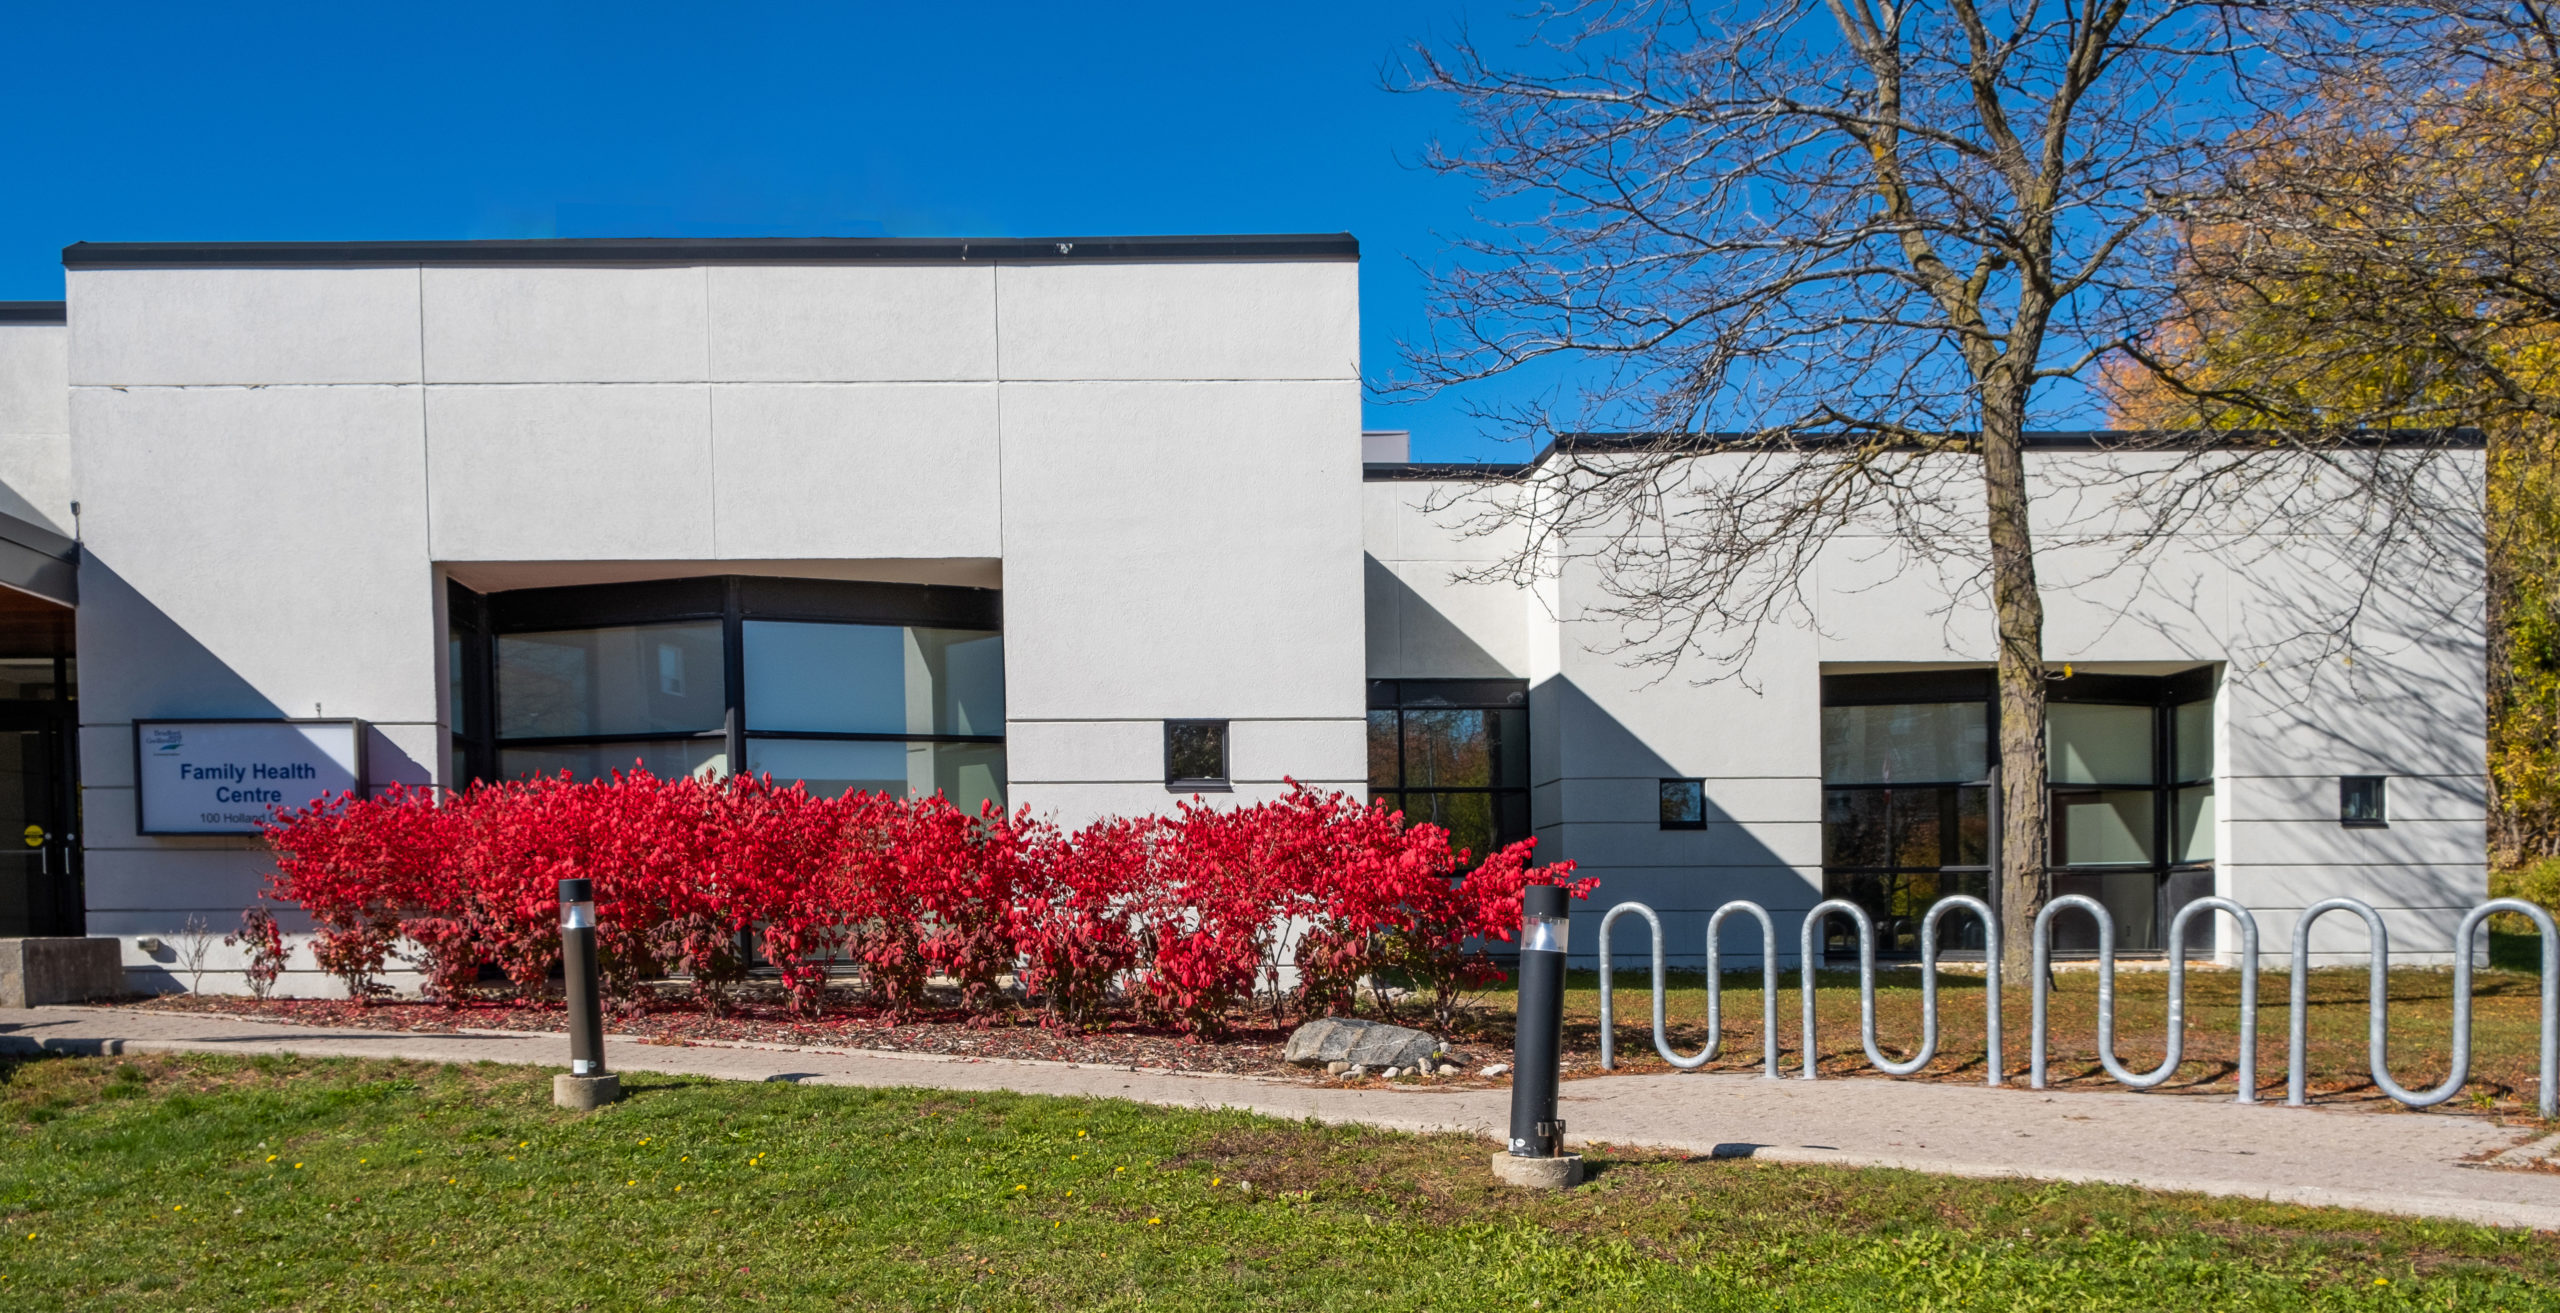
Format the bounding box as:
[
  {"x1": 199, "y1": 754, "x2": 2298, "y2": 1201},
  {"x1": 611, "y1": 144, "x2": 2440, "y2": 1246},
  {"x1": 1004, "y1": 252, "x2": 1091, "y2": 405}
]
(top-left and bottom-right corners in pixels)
[
  {"x1": 1659, "y1": 778, "x2": 1706, "y2": 829},
  {"x1": 1165, "y1": 720, "x2": 1229, "y2": 790},
  {"x1": 2340, "y1": 775, "x2": 2387, "y2": 827}
]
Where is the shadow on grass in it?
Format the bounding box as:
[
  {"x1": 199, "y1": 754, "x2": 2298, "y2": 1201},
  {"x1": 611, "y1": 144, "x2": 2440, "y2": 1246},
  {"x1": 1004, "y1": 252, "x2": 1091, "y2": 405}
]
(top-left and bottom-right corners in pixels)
[{"x1": 2491, "y1": 929, "x2": 2546, "y2": 972}]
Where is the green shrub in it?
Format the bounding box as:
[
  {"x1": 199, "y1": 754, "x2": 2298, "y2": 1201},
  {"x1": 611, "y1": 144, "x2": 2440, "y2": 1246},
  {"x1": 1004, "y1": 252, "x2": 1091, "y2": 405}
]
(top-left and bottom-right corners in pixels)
[{"x1": 2491, "y1": 857, "x2": 2560, "y2": 933}]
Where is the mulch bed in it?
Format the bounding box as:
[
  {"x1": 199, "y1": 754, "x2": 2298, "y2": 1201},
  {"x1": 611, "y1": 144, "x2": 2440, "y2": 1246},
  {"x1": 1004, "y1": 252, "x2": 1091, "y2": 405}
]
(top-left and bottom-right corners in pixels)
[{"x1": 116, "y1": 988, "x2": 1507, "y2": 1086}]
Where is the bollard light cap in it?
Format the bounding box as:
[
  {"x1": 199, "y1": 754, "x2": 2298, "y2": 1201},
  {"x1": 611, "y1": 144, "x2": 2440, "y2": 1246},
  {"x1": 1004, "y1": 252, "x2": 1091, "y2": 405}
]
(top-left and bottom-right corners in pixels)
[
  {"x1": 1523, "y1": 884, "x2": 1569, "y2": 919},
  {"x1": 559, "y1": 878, "x2": 593, "y2": 902}
]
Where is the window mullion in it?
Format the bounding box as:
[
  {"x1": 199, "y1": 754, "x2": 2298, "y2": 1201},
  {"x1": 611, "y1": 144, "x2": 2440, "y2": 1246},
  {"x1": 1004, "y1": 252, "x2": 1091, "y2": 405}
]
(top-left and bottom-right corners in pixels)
[{"x1": 723, "y1": 577, "x2": 746, "y2": 780}]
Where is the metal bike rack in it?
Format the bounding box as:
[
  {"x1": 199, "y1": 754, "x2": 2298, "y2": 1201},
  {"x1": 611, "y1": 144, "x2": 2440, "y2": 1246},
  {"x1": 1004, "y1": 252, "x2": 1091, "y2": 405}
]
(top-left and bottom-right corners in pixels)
[
  {"x1": 2030, "y1": 894, "x2": 2260, "y2": 1101},
  {"x1": 1595, "y1": 899, "x2": 1782, "y2": 1077},
  {"x1": 1707, "y1": 899, "x2": 1784, "y2": 1078},
  {"x1": 2287, "y1": 896, "x2": 2559, "y2": 1118},
  {"x1": 1590, "y1": 891, "x2": 2554, "y2": 1116},
  {"x1": 1798, "y1": 895, "x2": 2001, "y2": 1084}
]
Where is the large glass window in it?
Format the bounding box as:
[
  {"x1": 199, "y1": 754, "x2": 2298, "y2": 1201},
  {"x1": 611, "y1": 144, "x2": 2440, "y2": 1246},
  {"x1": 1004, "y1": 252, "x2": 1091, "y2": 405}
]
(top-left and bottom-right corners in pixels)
[
  {"x1": 497, "y1": 622, "x2": 727, "y2": 739},
  {"x1": 1367, "y1": 679, "x2": 1530, "y2": 862},
  {"x1": 742, "y1": 622, "x2": 1004, "y2": 736},
  {"x1": 450, "y1": 577, "x2": 1005, "y2": 809},
  {"x1": 2045, "y1": 678, "x2": 2216, "y2": 952},
  {"x1": 1819, "y1": 668, "x2": 2218, "y2": 957},
  {"x1": 1820, "y1": 689, "x2": 1992, "y2": 957}
]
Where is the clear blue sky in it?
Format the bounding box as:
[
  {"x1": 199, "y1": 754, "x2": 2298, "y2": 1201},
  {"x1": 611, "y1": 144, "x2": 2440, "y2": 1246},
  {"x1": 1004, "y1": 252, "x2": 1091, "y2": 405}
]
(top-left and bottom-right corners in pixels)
[{"x1": 0, "y1": 0, "x2": 1547, "y2": 462}]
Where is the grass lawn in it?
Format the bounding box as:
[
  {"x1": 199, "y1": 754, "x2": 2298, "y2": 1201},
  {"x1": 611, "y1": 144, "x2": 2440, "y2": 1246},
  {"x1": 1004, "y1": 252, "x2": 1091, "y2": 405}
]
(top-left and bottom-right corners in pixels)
[{"x1": 4, "y1": 1054, "x2": 2556, "y2": 1311}]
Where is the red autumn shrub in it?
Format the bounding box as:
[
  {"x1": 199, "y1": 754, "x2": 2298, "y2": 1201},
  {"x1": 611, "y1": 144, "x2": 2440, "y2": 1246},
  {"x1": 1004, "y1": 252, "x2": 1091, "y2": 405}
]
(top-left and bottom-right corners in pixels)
[
  {"x1": 909, "y1": 797, "x2": 1025, "y2": 1021},
  {"x1": 1007, "y1": 814, "x2": 1151, "y2": 1030},
  {"x1": 265, "y1": 783, "x2": 458, "y2": 1002},
  {"x1": 227, "y1": 904, "x2": 288, "y2": 1000},
  {"x1": 258, "y1": 775, "x2": 1583, "y2": 1036}
]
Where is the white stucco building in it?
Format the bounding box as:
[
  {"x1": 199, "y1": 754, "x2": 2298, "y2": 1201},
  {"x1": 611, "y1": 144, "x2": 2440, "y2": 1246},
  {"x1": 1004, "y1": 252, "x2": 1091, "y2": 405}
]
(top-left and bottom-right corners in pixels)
[{"x1": 0, "y1": 234, "x2": 2491, "y2": 994}]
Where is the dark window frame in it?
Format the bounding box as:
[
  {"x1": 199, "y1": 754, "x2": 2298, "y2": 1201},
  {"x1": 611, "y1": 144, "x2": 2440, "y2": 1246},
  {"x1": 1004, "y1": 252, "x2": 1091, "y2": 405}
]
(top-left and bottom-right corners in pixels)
[
  {"x1": 1163, "y1": 719, "x2": 1231, "y2": 792},
  {"x1": 448, "y1": 576, "x2": 1004, "y2": 798},
  {"x1": 1817, "y1": 666, "x2": 2219, "y2": 957},
  {"x1": 1367, "y1": 678, "x2": 1533, "y2": 858},
  {"x1": 2340, "y1": 775, "x2": 2389, "y2": 827},
  {"x1": 1659, "y1": 778, "x2": 1707, "y2": 830}
]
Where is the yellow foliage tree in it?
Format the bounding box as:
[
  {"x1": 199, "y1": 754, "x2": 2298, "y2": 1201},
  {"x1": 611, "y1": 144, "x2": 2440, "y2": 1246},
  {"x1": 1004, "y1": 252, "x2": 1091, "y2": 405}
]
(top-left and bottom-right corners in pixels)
[{"x1": 2108, "y1": 67, "x2": 2560, "y2": 861}]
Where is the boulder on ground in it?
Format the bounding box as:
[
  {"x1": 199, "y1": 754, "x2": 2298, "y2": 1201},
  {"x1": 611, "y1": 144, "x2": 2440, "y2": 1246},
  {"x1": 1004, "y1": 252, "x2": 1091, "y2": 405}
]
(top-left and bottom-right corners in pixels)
[{"x1": 1283, "y1": 1017, "x2": 1443, "y2": 1070}]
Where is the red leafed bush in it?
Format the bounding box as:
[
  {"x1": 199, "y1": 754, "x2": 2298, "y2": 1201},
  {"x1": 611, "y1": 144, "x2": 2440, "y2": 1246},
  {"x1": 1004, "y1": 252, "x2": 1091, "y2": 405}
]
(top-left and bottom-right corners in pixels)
[
  {"x1": 1007, "y1": 814, "x2": 1151, "y2": 1030},
  {"x1": 258, "y1": 775, "x2": 1584, "y2": 1036},
  {"x1": 227, "y1": 904, "x2": 288, "y2": 1000}
]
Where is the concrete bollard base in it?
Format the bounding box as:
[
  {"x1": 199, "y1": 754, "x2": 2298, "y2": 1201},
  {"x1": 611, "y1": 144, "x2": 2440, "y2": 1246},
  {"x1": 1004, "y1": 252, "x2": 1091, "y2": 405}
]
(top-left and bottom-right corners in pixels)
[
  {"x1": 1490, "y1": 1151, "x2": 1584, "y2": 1190},
  {"x1": 553, "y1": 1073, "x2": 622, "y2": 1111}
]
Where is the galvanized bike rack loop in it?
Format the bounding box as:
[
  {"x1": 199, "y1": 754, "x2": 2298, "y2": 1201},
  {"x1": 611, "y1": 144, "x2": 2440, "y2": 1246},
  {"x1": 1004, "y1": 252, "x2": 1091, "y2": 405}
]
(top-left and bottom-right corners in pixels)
[
  {"x1": 1707, "y1": 900, "x2": 1784, "y2": 1078},
  {"x1": 1798, "y1": 895, "x2": 2001, "y2": 1084},
  {"x1": 1596, "y1": 900, "x2": 1782, "y2": 1077},
  {"x1": 2030, "y1": 894, "x2": 2260, "y2": 1102},
  {"x1": 1595, "y1": 891, "x2": 2554, "y2": 1115},
  {"x1": 2287, "y1": 896, "x2": 2559, "y2": 1118}
]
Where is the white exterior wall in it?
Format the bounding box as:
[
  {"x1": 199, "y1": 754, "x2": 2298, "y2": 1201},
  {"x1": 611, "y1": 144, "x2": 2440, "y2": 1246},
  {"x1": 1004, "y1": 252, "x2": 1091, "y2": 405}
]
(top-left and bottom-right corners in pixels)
[
  {"x1": 0, "y1": 320, "x2": 73, "y2": 533},
  {"x1": 1372, "y1": 450, "x2": 2490, "y2": 968},
  {"x1": 66, "y1": 254, "x2": 1365, "y2": 994}
]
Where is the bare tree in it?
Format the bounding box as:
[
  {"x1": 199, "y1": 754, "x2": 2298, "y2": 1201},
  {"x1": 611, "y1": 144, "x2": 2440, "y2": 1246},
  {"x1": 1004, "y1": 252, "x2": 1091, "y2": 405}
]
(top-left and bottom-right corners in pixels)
[
  {"x1": 173, "y1": 914, "x2": 216, "y2": 996},
  {"x1": 1391, "y1": 1, "x2": 2492, "y2": 980}
]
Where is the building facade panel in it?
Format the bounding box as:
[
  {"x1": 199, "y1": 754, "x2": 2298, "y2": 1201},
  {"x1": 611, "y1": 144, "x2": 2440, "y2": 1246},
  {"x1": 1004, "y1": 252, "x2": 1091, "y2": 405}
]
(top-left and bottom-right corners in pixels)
[
  {"x1": 993, "y1": 260, "x2": 1359, "y2": 382},
  {"x1": 71, "y1": 382, "x2": 438, "y2": 727},
  {"x1": 70, "y1": 266, "x2": 423, "y2": 386},
  {"x1": 705, "y1": 264, "x2": 997, "y2": 382},
  {"x1": 424, "y1": 383, "x2": 717, "y2": 560},
  {"x1": 420, "y1": 264, "x2": 709, "y2": 383},
  {"x1": 707, "y1": 381, "x2": 1002, "y2": 560},
  {"x1": 0, "y1": 320, "x2": 72, "y2": 532},
  {"x1": 994, "y1": 378, "x2": 1364, "y2": 723}
]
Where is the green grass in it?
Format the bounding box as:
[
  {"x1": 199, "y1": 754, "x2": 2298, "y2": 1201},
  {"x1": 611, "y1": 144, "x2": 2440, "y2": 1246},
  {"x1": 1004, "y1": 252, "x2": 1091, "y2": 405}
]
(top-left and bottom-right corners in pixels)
[{"x1": 3, "y1": 1054, "x2": 2555, "y2": 1311}]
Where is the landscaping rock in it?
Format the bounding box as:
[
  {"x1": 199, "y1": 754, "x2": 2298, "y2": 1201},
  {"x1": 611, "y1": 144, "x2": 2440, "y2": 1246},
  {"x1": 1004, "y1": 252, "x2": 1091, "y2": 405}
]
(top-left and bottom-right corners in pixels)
[
  {"x1": 1283, "y1": 1017, "x2": 1444, "y2": 1070},
  {"x1": 1481, "y1": 1063, "x2": 1510, "y2": 1078}
]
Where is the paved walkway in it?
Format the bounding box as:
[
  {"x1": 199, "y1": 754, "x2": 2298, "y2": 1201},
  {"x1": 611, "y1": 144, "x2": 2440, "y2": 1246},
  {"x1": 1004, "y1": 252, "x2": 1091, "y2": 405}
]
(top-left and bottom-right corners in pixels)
[{"x1": 6, "y1": 1005, "x2": 2557, "y2": 1231}]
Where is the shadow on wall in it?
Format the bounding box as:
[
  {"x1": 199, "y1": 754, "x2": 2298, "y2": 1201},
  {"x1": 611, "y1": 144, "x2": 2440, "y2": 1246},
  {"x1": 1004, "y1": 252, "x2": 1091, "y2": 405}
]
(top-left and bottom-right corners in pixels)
[
  {"x1": 1364, "y1": 554, "x2": 1517, "y2": 680},
  {"x1": 78, "y1": 552, "x2": 432, "y2": 943},
  {"x1": 1366, "y1": 549, "x2": 1819, "y2": 968},
  {"x1": 1529, "y1": 675, "x2": 1817, "y2": 970}
]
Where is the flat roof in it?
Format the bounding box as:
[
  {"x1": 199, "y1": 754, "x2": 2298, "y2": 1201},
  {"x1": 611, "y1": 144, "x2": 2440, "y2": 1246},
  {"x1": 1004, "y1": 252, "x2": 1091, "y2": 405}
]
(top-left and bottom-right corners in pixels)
[
  {"x1": 0, "y1": 301, "x2": 65, "y2": 324},
  {"x1": 1364, "y1": 427, "x2": 2487, "y2": 480},
  {"x1": 62, "y1": 234, "x2": 1359, "y2": 268}
]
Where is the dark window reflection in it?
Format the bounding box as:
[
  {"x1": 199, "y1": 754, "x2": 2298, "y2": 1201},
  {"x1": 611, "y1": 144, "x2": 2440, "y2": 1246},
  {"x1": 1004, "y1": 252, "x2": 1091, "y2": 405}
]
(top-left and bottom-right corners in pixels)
[
  {"x1": 1165, "y1": 721, "x2": 1228, "y2": 784},
  {"x1": 1368, "y1": 680, "x2": 1530, "y2": 863}
]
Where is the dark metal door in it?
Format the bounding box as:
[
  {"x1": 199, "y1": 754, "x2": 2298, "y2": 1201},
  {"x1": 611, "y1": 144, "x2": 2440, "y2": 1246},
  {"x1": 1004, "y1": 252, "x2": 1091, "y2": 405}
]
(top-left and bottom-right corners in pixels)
[{"x1": 0, "y1": 700, "x2": 79, "y2": 937}]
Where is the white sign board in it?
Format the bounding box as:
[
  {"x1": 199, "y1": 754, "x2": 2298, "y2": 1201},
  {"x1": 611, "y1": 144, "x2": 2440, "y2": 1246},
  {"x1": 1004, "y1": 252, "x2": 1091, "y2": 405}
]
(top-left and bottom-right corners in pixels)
[{"x1": 134, "y1": 720, "x2": 367, "y2": 835}]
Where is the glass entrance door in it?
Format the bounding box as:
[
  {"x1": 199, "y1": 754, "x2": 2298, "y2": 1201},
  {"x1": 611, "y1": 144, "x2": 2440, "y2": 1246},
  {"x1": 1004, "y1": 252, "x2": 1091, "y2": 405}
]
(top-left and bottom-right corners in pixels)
[{"x1": 0, "y1": 702, "x2": 79, "y2": 937}]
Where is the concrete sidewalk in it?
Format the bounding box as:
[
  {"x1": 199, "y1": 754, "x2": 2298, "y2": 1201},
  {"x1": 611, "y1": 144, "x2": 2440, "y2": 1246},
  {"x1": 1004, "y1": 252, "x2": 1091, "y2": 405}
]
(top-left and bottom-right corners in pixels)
[{"x1": 6, "y1": 1005, "x2": 2557, "y2": 1231}]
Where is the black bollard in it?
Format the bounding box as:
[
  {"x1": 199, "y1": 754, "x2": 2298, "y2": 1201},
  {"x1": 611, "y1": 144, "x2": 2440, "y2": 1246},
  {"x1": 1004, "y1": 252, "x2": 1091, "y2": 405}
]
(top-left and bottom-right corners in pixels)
[
  {"x1": 553, "y1": 878, "x2": 619, "y2": 1110},
  {"x1": 1507, "y1": 883, "x2": 1569, "y2": 1159}
]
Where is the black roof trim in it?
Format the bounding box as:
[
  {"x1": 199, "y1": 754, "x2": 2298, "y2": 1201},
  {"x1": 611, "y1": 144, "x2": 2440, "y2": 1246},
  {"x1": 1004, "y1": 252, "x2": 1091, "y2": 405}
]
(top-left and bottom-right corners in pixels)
[
  {"x1": 1363, "y1": 461, "x2": 1533, "y2": 482},
  {"x1": 0, "y1": 301, "x2": 65, "y2": 324},
  {"x1": 1531, "y1": 428, "x2": 2485, "y2": 463},
  {"x1": 62, "y1": 234, "x2": 1359, "y2": 269},
  {"x1": 1364, "y1": 427, "x2": 2483, "y2": 481}
]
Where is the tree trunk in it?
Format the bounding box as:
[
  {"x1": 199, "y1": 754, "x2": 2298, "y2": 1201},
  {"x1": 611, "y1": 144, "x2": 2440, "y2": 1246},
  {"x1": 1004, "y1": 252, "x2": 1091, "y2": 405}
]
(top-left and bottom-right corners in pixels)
[{"x1": 1980, "y1": 396, "x2": 2050, "y2": 993}]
